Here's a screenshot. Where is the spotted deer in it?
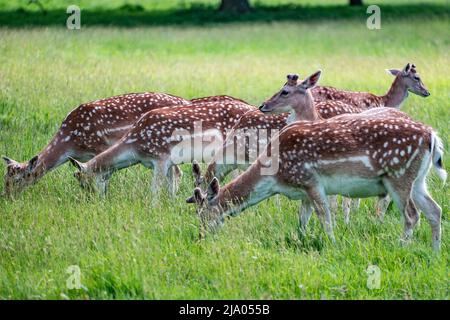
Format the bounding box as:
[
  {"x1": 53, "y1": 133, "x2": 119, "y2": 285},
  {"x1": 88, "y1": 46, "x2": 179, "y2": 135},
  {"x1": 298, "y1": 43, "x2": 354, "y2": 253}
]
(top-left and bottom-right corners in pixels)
[
  {"x1": 259, "y1": 70, "x2": 429, "y2": 222},
  {"x1": 69, "y1": 101, "x2": 255, "y2": 196},
  {"x1": 203, "y1": 63, "x2": 429, "y2": 186},
  {"x1": 311, "y1": 63, "x2": 430, "y2": 113},
  {"x1": 2, "y1": 92, "x2": 194, "y2": 196},
  {"x1": 187, "y1": 114, "x2": 446, "y2": 250},
  {"x1": 203, "y1": 71, "x2": 412, "y2": 223},
  {"x1": 311, "y1": 63, "x2": 430, "y2": 217},
  {"x1": 2, "y1": 90, "x2": 253, "y2": 196}
]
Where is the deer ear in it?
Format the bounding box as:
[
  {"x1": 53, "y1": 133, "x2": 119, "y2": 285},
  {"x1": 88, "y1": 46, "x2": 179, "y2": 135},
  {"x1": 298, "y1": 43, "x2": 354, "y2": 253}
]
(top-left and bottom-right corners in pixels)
[
  {"x1": 386, "y1": 69, "x2": 401, "y2": 76},
  {"x1": 27, "y1": 156, "x2": 39, "y2": 171},
  {"x1": 402, "y1": 63, "x2": 412, "y2": 75},
  {"x1": 207, "y1": 177, "x2": 220, "y2": 201},
  {"x1": 299, "y1": 70, "x2": 321, "y2": 89},
  {"x1": 2, "y1": 156, "x2": 16, "y2": 166},
  {"x1": 193, "y1": 160, "x2": 201, "y2": 175},
  {"x1": 186, "y1": 188, "x2": 204, "y2": 204},
  {"x1": 192, "y1": 160, "x2": 203, "y2": 183},
  {"x1": 68, "y1": 157, "x2": 86, "y2": 171}
]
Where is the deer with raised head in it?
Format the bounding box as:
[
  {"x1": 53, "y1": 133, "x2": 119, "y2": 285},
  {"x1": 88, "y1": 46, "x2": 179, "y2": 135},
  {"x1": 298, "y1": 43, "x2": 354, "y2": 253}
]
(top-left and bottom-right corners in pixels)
[
  {"x1": 311, "y1": 63, "x2": 430, "y2": 113},
  {"x1": 68, "y1": 101, "x2": 255, "y2": 196},
  {"x1": 187, "y1": 113, "x2": 445, "y2": 250},
  {"x1": 203, "y1": 63, "x2": 430, "y2": 186},
  {"x1": 2, "y1": 92, "x2": 194, "y2": 196},
  {"x1": 312, "y1": 63, "x2": 430, "y2": 217}
]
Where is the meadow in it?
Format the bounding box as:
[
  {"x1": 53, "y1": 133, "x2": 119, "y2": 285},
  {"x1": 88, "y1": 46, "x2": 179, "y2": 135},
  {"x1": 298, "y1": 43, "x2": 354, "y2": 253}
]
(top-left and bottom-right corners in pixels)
[{"x1": 0, "y1": 1, "x2": 449, "y2": 299}]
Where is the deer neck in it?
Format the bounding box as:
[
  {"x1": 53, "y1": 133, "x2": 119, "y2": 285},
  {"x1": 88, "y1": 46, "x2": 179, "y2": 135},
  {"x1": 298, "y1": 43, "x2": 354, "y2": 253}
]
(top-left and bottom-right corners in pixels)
[
  {"x1": 287, "y1": 91, "x2": 321, "y2": 124},
  {"x1": 29, "y1": 139, "x2": 72, "y2": 182},
  {"x1": 382, "y1": 76, "x2": 409, "y2": 108},
  {"x1": 86, "y1": 142, "x2": 134, "y2": 175},
  {"x1": 217, "y1": 163, "x2": 276, "y2": 216}
]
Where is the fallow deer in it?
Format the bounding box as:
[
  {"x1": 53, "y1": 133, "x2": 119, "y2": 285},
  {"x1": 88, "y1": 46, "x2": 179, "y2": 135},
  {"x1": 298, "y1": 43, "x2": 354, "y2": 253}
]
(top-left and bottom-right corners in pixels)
[
  {"x1": 2, "y1": 92, "x2": 192, "y2": 196},
  {"x1": 311, "y1": 63, "x2": 430, "y2": 113},
  {"x1": 312, "y1": 63, "x2": 430, "y2": 218},
  {"x1": 259, "y1": 70, "x2": 426, "y2": 222},
  {"x1": 187, "y1": 115, "x2": 446, "y2": 250},
  {"x1": 203, "y1": 63, "x2": 429, "y2": 187},
  {"x1": 69, "y1": 101, "x2": 255, "y2": 196}
]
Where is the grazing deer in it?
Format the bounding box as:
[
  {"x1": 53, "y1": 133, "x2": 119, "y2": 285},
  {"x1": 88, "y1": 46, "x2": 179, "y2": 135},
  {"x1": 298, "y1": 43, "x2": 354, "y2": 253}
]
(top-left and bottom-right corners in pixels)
[
  {"x1": 2, "y1": 92, "x2": 192, "y2": 196},
  {"x1": 187, "y1": 115, "x2": 445, "y2": 250},
  {"x1": 69, "y1": 101, "x2": 255, "y2": 196}
]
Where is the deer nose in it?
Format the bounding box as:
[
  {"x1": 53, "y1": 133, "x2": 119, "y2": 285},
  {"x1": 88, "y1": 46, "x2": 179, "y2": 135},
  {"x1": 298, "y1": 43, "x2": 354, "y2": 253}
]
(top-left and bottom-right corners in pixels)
[
  {"x1": 259, "y1": 103, "x2": 266, "y2": 111},
  {"x1": 423, "y1": 90, "x2": 430, "y2": 97}
]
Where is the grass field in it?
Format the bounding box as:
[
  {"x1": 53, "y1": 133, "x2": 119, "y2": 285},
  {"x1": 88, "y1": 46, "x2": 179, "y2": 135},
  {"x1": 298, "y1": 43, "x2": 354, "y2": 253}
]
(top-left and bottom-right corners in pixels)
[{"x1": 0, "y1": 1, "x2": 449, "y2": 299}]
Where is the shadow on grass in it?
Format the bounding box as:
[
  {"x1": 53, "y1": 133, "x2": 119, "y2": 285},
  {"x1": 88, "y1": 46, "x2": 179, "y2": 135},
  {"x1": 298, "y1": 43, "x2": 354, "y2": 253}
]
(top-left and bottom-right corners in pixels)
[{"x1": 0, "y1": 3, "x2": 448, "y2": 28}]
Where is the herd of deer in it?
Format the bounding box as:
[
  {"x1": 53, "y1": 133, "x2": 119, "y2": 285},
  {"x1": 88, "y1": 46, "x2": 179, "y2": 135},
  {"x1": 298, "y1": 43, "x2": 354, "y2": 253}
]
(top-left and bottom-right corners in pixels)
[{"x1": 2, "y1": 63, "x2": 446, "y2": 250}]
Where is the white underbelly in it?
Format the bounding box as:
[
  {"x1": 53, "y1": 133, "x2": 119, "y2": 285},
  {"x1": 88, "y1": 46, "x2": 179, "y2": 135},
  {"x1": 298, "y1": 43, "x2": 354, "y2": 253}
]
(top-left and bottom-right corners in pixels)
[
  {"x1": 320, "y1": 175, "x2": 385, "y2": 198},
  {"x1": 276, "y1": 183, "x2": 308, "y2": 200}
]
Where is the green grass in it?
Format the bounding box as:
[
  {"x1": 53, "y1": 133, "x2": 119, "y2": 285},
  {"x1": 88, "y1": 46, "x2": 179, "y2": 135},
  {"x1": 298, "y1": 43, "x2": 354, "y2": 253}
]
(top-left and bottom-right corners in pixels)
[{"x1": 0, "y1": 1, "x2": 449, "y2": 299}]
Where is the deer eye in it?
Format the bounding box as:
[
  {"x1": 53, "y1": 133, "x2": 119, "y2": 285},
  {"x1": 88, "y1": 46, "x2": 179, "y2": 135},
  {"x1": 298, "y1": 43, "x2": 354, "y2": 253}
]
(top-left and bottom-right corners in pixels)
[
  {"x1": 413, "y1": 76, "x2": 420, "y2": 81},
  {"x1": 281, "y1": 90, "x2": 289, "y2": 96}
]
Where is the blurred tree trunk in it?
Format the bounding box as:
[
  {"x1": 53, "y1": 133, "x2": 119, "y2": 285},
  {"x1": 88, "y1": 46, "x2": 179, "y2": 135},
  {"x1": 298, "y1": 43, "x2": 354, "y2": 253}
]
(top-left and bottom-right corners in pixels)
[
  {"x1": 219, "y1": 0, "x2": 251, "y2": 13},
  {"x1": 349, "y1": 0, "x2": 363, "y2": 5}
]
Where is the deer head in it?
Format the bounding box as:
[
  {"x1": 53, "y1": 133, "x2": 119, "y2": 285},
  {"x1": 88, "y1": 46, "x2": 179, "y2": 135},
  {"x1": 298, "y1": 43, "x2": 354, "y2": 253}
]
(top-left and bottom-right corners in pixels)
[
  {"x1": 187, "y1": 163, "x2": 224, "y2": 238},
  {"x1": 387, "y1": 63, "x2": 430, "y2": 97},
  {"x1": 69, "y1": 157, "x2": 108, "y2": 195},
  {"x1": 259, "y1": 70, "x2": 322, "y2": 116},
  {"x1": 2, "y1": 155, "x2": 39, "y2": 196}
]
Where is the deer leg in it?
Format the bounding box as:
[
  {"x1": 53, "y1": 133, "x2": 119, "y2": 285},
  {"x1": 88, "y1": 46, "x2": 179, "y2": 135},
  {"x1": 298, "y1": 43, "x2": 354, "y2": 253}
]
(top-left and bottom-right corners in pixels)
[
  {"x1": 383, "y1": 178, "x2": 419, "y2": 244},
  {"x1": 403, "y1": 198, "x2": 420, "y2": 243},
  {"x1": 166, "y1": 164, "x2": 179, "y2": 198},
  {"x1": 342, "y1": 198, "x2": 361, "y2": 224},
  {"x1": 342, "y1": 197, "x2": 351, "y2": 225},
  {"x1": 306, "y1": 185, "x2": 335, "y2": 243},
  {"x1": 411, "y1": 181, "x2": 442, "y2": 251},
  {"x1": 299, "y1": 199, "x2": 313, "y2": 233},
  {"x1": 375, "y1": 196, "x2": 391, "y2": 222},
  {"x1": 328, "y1": 195, "x2": 339, "y2": 226},
  {"x1": 150, "y1": 160, "x2": 169, "y2": 197},
  {"x1": 351, "y1": 198, "x2": 361, "y2": 217},
  {"x1": 172, "y1": 165, "x2": 183, "y2": 194},
  {"x1": 329, "y1": 195, "x2": 338, "y2": 213},
  {"x1": 95, "y1": 173, "x2": 111, "y2": 197}
]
